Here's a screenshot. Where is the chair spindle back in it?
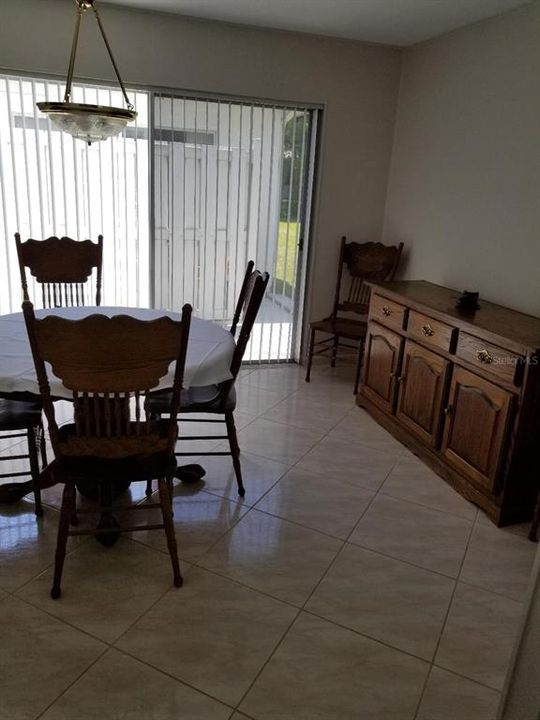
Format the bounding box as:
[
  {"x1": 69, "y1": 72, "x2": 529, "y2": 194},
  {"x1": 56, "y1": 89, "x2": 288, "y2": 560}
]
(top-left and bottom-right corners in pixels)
[
  {"x1": 230, "y1": 260, "x2": 255, "y2": 338},
  {"x1": 229, "y1": 269, "x2": 270, "y2": 379},
  {"x1": 333, "y1": 237, "x2": 404, "y2": 318},
  {"x1": 16, "y1": 234, "x2": 103, "y2": 308},
  {"x1": 23, "y1": 304, "x2": 192, "y2": 460}
]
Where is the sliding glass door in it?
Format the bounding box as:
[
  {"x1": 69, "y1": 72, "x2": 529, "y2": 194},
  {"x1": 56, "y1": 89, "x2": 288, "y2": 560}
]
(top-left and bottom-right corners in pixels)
[
  {"x1": 152, "y1": 95, "x2": 317, "y2": 362},
  {"x1": 0, "y1": 73, "x2": 319, "y2": 363}
]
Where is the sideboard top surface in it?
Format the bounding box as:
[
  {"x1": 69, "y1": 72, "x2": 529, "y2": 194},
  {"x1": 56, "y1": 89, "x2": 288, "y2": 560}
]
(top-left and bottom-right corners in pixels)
[{"x1": 368, "y1": 280, "x2": 540, "y2": 352}]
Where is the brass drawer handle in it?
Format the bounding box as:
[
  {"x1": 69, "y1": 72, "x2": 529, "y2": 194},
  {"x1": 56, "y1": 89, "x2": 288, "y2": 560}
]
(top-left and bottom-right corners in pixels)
[
  {"x1": 477, "y1": 349, "x2": 494, "y2": 364},
  {"x1": 422, "y1": 324, "x2": 434, "y2": 337},
  {"x1": 381, "y1": 305, "x2": 391, "y2": 317}
]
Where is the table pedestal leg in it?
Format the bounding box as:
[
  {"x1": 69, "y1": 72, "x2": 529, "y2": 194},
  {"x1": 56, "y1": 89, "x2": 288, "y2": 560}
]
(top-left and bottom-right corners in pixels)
[
  {"x1": 94, "y1": 480, "x2": 121, "y2": 547},
  {"x1": 175, "y1": 464, "x2": 206, "y2": 483}
]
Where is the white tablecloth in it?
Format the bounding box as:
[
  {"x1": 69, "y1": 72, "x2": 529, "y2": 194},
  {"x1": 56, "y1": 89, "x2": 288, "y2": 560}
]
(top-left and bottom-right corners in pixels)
[{"x1": 0, "y1": 306, "x2": 235, "y2": 399}]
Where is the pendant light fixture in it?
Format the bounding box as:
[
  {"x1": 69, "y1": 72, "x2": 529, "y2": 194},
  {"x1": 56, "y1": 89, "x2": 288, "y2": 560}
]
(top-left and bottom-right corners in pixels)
[{"x1": 37, "y1": 0, "x2": 137, "y2": 145}]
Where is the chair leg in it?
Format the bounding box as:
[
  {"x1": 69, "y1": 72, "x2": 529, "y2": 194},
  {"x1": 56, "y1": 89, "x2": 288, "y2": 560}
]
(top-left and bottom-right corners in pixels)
[
  {"x1": 145, "y1": 411, "x2": 164, "y2": 498},
  {"x1": 27, "y1": 427, "x2": 43, "y2": 517},
  {"x1": 354, "y1": 338, "x2": 365, "y2": 395},
  {"x1": 167, "y1": 477, "x2": 174, "y2": 515},
  {"x1": 158, "y1": 477, "x2": 182, "y2": 587},
  {"x1": 70, "y1": 489, "x2": 79, "y2": 526},
  {"x1": 305, "y1": 328, "x2": 316, "y2": 383},
  {"x1": 529, "y1": 492, "x2": 540, "y2": 542},
  {"x1": 331, "y1": 335, "x2": 339, "y2": 368},
  {"x1": 51, "y1": 483, "x2": 75, "y2": 599},
  {"x1": 226, "y1": 411, "x2": 245, "y2": 497},
  {"x1": 39, "y1": 423, "x2": 48, "y2": 467}
]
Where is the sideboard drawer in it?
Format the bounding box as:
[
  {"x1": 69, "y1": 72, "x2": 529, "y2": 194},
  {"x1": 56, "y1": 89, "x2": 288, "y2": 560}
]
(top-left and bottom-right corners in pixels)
[
  {"x1": 369, "y1": 294, "x2": 407, "y2": 331},
  {"x1": 408, "y1": 310, "x2": 456, "y2": 353},
  {"x1": 456, "y1": 332, "x2": 524, "y2": 386}
]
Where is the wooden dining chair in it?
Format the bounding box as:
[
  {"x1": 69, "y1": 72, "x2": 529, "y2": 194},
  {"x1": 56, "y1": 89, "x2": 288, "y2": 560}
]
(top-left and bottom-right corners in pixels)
[
  {"x1": 305, "y1": 237, "x2": 404, "y2": 394},
  {"x1": 9, "y1": 233, "x2": 103, "y2": 507},
  {"x1": 23, "y1": 301, "x2": 192, "y2": 599},
  {"x1": 15, "y1": 233, "x2": 103, "y2": 307},
  {"x1": 0, "y1": 399, "x2": 47, "y2": 516},
  {"x1": 146, "y1": 268, "x2": 270, "y2": 498},
  {"x1": 230, "y1": 260, "x2": 255, "y2": 338}
]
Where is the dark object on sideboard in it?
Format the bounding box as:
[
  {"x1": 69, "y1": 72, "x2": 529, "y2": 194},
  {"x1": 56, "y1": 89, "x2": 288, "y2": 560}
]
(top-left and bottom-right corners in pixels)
[
  {"x1": 456, "y1": 290, "x2": 480, "y2": 312},
  {"x1": 357, "y1": 279, "x2": 540, "y2": 529}
]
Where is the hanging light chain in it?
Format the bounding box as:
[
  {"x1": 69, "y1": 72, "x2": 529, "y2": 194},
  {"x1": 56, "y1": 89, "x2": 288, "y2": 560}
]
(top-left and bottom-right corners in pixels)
[
  {"x1": 91, "y1": 2, "x2": 135, "y2": 111},
  {"x1": 63, "y1": 2, "x2": 86, "y2": 102},
  {"x1": 63, "y1": 0, "x2": 134, "y2": 111}
]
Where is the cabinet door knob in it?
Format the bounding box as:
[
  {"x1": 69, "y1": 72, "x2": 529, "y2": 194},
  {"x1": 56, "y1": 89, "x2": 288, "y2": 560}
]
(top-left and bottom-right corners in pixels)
[
  {"x1": 444, "y1": 405, "x2": 453, "y2": 415},
  {"x1": 477, "y1": 349, "x2": 494, "y2": 364},
  {"x1": 422, "y1": 324, "x2": 434, "y2": 337},
  {"x1": 382, "y1": 305, "x2": 391, "y2": 317}
]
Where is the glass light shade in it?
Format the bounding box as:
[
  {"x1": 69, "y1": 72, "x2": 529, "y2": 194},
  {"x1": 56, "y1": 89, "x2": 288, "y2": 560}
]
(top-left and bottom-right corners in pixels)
[{"x1": 37, "y1": 101, "x2": 137, "y2": 144}]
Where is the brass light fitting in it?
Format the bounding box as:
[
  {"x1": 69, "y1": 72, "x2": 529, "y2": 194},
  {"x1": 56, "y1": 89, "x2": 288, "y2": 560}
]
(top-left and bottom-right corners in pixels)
[{"x1": 37, "y1": 0, "x2": 137, "y2": 145}]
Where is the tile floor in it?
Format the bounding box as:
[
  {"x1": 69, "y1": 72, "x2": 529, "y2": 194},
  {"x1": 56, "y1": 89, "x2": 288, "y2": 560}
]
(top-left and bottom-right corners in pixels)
[{"x1": 0, "y1": 361, "x2": 537, "y2": 720}]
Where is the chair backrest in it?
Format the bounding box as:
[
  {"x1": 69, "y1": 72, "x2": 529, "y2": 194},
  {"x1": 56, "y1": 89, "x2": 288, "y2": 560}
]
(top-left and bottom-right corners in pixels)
[
  {"x1": 16, "y1": 233, "x2": 103, "y2": 308},
  {"x1": 229, "y1": 269, "x2": 270, "y2": 380},
  {"x1": 333, "y1": 237, "x2": 403, "y2": 317},
  {"x1": 230, "y1": 260, "x2": 255, "y2": 338},
  {"x1": 23, "y1": 302, "x2": 192, "y2": 461}
]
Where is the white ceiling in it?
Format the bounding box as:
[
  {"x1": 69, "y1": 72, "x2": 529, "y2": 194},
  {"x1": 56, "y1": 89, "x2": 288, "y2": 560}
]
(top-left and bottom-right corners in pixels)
[{"x1": 104, "y1": 0, "x2": 531, "y2": 46}]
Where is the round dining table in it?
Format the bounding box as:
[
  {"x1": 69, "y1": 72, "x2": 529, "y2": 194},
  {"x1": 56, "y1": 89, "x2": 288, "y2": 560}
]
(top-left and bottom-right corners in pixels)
[
  {"x1": 0, "y1": 306, "x2": 236, "y2": 532},
  {"x1": 0, "y1": 305, "x2": 236, "y2": 398}
]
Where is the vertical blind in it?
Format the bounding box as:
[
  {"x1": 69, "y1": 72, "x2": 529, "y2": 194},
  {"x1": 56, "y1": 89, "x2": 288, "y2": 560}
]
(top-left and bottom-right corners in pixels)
[
  {"x1": 153, "y1": 95, "x2": 314, "y2": 361},
  {"x1": 0, "y1": 74, "x2": 149, "y2": 312}
]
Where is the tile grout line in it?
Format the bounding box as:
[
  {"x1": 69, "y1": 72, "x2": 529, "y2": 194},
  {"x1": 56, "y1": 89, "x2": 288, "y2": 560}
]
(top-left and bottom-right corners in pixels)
[
  {"x1": 10, "y1": 539, "x2": 88, "y2": 596},
  {"x1": 293, "y1": 455, "x2": 400, "y2": 609},
  {"x1": 112, "y1": 644, "x2": 238, "y2": 713},
  {"x1": 429, "y1": 661, "x2": 505, "y2": 694},
  {"x1": 5, "y1": 597, "x2": 110, "y2": 720},
  {"x1": 412, "y1": 507, "x2": 478, "y2": 720},
  {"x1": 457, "y1": 577, "x2": 527, "y2": 605},
  {"x1": 301, "y1": 606, "x2": 436, "y2": 666},
  {"x1": 233, "y1": 607, "x2": 303, "y2": 712},
  {"x1": 376, "y1": 487, "x2": 478, "y2": 522},
  {"x1": 183, "y1": 562, "x2": 302, "y2": 612},
  {"x1": 12, "y1": 543, "x2": 176, "y2": 647},
  {"x1": 342, "y1": 538, "x2": 464, "y2": 581},
  {"x1": 33, "y1": 643, "x2": 112, "y2": 720}
]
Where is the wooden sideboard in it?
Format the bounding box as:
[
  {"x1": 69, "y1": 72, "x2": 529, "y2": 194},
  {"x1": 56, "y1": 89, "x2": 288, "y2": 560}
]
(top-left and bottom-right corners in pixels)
[{"x1": 357, "y1": 280, "x2": 540, "y2": 526}]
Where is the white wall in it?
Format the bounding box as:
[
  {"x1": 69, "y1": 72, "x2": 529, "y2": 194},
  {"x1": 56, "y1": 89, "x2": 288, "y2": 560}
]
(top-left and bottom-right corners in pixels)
[
  {"x1": 383, "y1": 1, "x2": 540, "y2": 316},
  {"x1": 0, "y1": 0, "x2": 402, "y2": 325}
]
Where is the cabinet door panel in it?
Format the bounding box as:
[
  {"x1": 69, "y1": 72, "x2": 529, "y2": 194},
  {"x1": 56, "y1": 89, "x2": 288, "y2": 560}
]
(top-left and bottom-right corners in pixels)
[
  {"x1": 442, "y1": 367, "x2": 512, "y2": 491},
  {"x1": 396, "y1": 340, "x2": 449, "y2": 446},
  {"x1": 362, "y1": 322, "x2": 402, "y2": 412}
]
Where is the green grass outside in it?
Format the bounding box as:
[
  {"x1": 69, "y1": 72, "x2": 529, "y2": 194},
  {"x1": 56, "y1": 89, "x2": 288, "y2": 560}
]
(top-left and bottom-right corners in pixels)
[{"x1": 275, "y1": 221, "x2": 299, "y2": 291}]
